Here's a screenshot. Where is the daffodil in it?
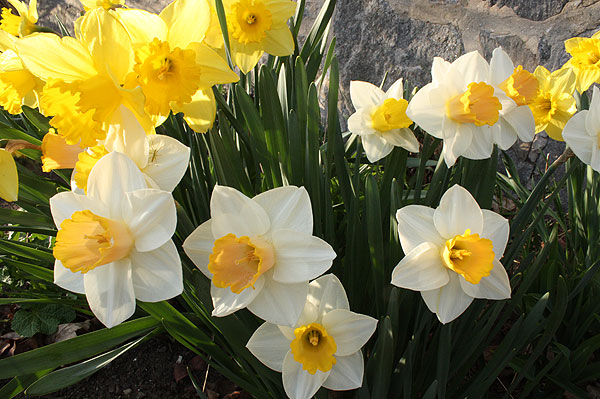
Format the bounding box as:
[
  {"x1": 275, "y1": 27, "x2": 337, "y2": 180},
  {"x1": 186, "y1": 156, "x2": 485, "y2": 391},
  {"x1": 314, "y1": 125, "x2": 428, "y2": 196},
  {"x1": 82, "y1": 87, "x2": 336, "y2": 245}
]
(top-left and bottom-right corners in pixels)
[
  {"x1": 0, "y1": 148, "x2": 18, "y2": 202},
  {"x1": 391, "y1": 184, "x2": 511, "y2": 324},
  {"x1": 41, "y1": 129, "x2": 83, "y2": 172},
  {"x1": 563, "y1": 86, "x2": 600, "y2": 171},
  {"x1": 16, "y1": 8, "x2": 150, "y2": 148},
  {"x1": 205, "y1": 0, "x2": 296, "y2": 74},
  {"x1": 0, "y1": 0, "x2": 39, "y2": 37},
  {"x1": 246, "y1": 274, "x2": 377, "y2": 399},
  {"x1": 50, "y1": 151, "x2": 182, "y2": 328},
  {"x1": 347, "y1": 78, "x2": 419, "y2": 162},
  {"x1": 73, "y1": 106, "x2": 190, "y2": 193},
  {"x1": 115, "y1": 0, "x2": 239, "y2": 132},
  {"x1": 0, "y1": 48, "x2": 43, "y2": 114},
  {"x1": 183, "y1": 185, "x2": 336, "y2": 326},
  {"x1": 407, "y1": 51, "x2": 521, "y2": 167},
  {"x1": 529, "y1": 66, "x2": 576, "y2": 141},
  {"x1": 563, "y1": 31, "x2": 600, "y2": 93}
]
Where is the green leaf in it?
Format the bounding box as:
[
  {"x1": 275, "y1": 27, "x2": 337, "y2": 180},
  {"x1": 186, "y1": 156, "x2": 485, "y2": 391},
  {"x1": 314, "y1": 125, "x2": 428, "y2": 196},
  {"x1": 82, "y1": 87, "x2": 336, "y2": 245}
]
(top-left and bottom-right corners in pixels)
[
  {"x1": 11, "y1": 304, "x2": 76, "y2": 337},
  {"x1": 366, "y1": 316, "x2": 394, "y2": 398},
  {"x1": 0, "y1": 369, "x2": 53, "y2": 399}
]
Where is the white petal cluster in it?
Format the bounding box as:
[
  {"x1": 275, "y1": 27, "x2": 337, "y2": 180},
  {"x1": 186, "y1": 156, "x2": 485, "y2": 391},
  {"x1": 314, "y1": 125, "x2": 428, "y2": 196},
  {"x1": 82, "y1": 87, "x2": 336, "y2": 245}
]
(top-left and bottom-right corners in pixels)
[
  {"x1": 391, "y1": 185, "x2": 511, "y2": 324},
  {"x1": 246, "y1": 274, "x2": 377, "y2": 399},
  {"x1": 183, "y1": 185, "x2": 337, "y2": 326},
  {"x1": 563, "y1": 86, "x2": 600, "y2": 171},
  {"x1": 347, "y1": 79, "x2": 419, "y2": 162},
  {"x1": 51, "y1": 152, "x2": 183, "y2": 328}
]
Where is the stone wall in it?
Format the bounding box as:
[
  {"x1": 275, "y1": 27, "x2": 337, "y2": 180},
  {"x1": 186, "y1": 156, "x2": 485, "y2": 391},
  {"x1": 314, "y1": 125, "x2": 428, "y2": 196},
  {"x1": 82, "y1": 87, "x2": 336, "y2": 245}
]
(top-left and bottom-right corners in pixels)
[{"x1": 34, "y1": 0, "x2": 600, "y2": 183}]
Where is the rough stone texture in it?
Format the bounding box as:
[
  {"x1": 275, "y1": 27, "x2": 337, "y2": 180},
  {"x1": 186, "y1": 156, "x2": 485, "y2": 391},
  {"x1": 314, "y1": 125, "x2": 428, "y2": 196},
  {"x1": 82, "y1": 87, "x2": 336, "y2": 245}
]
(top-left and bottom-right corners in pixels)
[{"x1": 33, "y1": 0, "x2": 600, "y2": 184}]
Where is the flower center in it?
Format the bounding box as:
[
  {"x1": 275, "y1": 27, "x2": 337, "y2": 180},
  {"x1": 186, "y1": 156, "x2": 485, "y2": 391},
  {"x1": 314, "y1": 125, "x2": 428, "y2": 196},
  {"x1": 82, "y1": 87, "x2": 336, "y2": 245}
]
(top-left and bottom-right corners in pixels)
[
  {"x1": 529, "y1": 92, "x2": 556, "y2": 127},
  {"x1": 446, "y1": 82, "x2": 502, "y2": 126},
  {"x1": 228, "y1": 0, "x2": 272, "y2": 44},
  {"x1": 570, "y1": 39, "x2": 600, "y2": 69},
  {"x1": 74, "y1": 145, "x2": 109, "y2": 193},
  {"x1": 134, "y1": 38, "x2": 203, "y2": 116},
  {"x1": 208, "y1": 233, "x2": 274, "y2": 294},
  {"x1": 290, "y1": 323, "x2": 337, "y2": 374},
  {"x1": 54, "y1": 210, "x2": 134, "y2": 274},
  {"x1": 499, "y1": 65, "x2": 539, "y2": 106},
  {"x1": 441, "y1": 229, "x2": 495, "y2": 284},
  {"x1": 370, "y1": 98, "x2": 412, "y2": 132}
]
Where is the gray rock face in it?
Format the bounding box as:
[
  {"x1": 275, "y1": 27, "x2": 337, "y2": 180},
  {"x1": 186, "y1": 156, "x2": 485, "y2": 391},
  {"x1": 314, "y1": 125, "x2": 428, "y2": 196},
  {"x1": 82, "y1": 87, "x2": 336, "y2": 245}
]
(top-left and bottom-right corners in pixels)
[{"x1": 32, "y1": 0, "x2": 600, "y2": 184}]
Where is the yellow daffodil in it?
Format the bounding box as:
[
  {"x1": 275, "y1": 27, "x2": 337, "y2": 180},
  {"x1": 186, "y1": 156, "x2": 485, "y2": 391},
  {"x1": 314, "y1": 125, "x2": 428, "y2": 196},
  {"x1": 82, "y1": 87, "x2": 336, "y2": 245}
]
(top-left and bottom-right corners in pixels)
[
  {"x1": 16, "y1": 8, "x2": 151, "y2": 148},
  {"x1": 391, "y1": 185, "x2": 511, "y2": 324},
  {"x1": 115, "y1": 0, "x2": 239, "y2": 132},
  {"x1": 0, "y1": 48, "x2": 43, "y2": 114},
  {"x1": 407, "y1": 50, "x2": 535, "y2": 167},
  {"x1": 50, "y1": 152, "x2": 182, "y2": 328},
  {"x1": 247, "y1": 274, "x2": 377, "y2": 399},
  {"x1": 563, "y1": 86, "x2": 600, "y2": 171},
  {"x1": 0, "y1": 148, "x2": 18, "y2": 202},
  {"x1": 41, "y1": 129, "x2": 83, "y2": 172},
  {"x1": 347, "y1": 78, "x2": 419, "y2": 162},
  {"x1": 529, "y1": 66, "x2": 577, "y2": 141},
  {"x1": 183, "y1": 185, "x2": 336, "y2": 326},
  {"x1": 206, "y1": 0, "x2": 296, "y2": 74},
  {"x1": 563, "y1": 31, "x2": 600, "y2": 93},
  {"x1": 80, "y1": 0, "x2": 125, "y2": 11},
  {"x1": 0, "y1": 0, "x2": 39, "y2": 37}
]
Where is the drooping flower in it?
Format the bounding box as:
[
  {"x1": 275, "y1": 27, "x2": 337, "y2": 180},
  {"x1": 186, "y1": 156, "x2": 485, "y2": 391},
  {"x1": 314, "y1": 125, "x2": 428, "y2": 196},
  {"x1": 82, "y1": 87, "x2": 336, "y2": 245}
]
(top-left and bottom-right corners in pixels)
[
  {"x1": 246, "y1": 274, "x2": 377, "y2": 399},
  {"x1": 391, "y1": 184, "x2": 511, "y2": 324},
  {"x1": 347, "y1": 78, "x2": 419, "y2": 162},
  {"x1": 50, "y1": 151, "x2": 182, "y2": 328},
  {"x1": 205, "y1": 0, "x2": 297, "y2": 74},
  {"x1": 407, "y1": 51, "x2": 523, "y2": 167},
  {"x1": 563, "y1": 86, "x2": 600, "y2": 171},
  {"x1": 183, "y1": 185, "x2": 336, "y2": 326},
  {"x1": 41, "y1": 129, "x2": 83, "y2": 172},
  {"x1": 0, "y1": 0, "x2": 39, "y2": 37},
  {"x1": 16, "y1": 8, "x2": 151, "y2": 147},
  {"x1": 562, "y1": 31, "x2": 600, "y2": 93},
  {"x1": 0, "y1": 148, "x2": 18, "y2": 202},
  {"x1": 116, "y1": 0, "x2": 239, "y2": 132},
  {"x1": 529, "y1": 66, "x2": 577, "y2": 141}
]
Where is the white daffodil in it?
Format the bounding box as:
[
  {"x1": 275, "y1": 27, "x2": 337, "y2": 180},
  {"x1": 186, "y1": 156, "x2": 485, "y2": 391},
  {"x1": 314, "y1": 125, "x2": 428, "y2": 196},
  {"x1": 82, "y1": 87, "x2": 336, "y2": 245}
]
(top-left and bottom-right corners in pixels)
[
  {"x1": 391, "y1": 184, "x2": 511, "y2": 324},
  {"x1": 72, "y1": 106, "x2": 191, "y2": 193},
  {"x1": 246, "y1": 274, "x2": 377, "y2": 399},
  {"x1": 50, "y1": 151, "x2": 182, "y2": 328},
  {"x1": 347, "y1": 78, "x2": 419, "y2": 162},
  {"x1": 563, "y1": 86, "x2": 600, "y2": 171},
  {"x1": 407, "y1": 51, "x2": 524, "y2": 167},
  {"x1": 183, "y1": 185, "x2": 336, "y2": 326}
]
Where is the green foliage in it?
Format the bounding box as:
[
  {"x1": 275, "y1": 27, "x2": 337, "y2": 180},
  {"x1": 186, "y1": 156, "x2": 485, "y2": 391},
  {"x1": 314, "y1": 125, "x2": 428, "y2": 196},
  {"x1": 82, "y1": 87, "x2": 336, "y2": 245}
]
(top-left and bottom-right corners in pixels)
[{"x1": 11, "y1": 304, "x2": 76, "y2": 337}]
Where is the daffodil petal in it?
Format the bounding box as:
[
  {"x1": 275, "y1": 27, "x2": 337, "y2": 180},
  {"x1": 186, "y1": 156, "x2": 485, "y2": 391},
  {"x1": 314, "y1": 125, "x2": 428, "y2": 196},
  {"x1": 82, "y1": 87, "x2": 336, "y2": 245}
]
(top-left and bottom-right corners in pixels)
[
  {"x1": 321, "y1": 309, "x2": 377, "y2": 356},
  {"x1": 172, "y1": 88, "x2": 216, "y2": 133},
  {"x1": 459, "y1": 259, "x2": 511, "y2": 300},
  {"x1": 385, "y1": 78, "x2": 404, "y2": 99},
  {"x1": 503, "y1": 105, "x2": 535, "y2": 142},
  {"x1": 211, "y1": 277, "x2": 264, "y2": 317},
  {"x1": 451, "y1": 51, "x2": 489, "y2": 85},
  {"x1": 54, "y1": 259, "x2": 85, "y2": 294},
  {"x1": 282, "y1": 350, "x2": 329, "y2": 399},
  {"x1": 563, "y1": 111, "x2": 593, "y2": 166},
  {"x1": 434, "y1": 184, "x2": 484, "y2": 238},
  {"x1": 431, "y1": 57, "x2": 451, "y2": 82},
  {"x1": 83, "y1": 259, "x2": 135, "y2": 328},
  {"x1": 391, "y1": 242, "x2": 450, "y2": 291},
  {"x1": 308, "y1": 274, "x2": 350, "y2": 319},
  {"x1": 462, "y1": 126, "x2": 494, "y2": 159},
  {"x1": 129, "y1": 240, "x2": 183, "y2": 302},
  {"x1": 247, "y1": 275, "x2": 308, "y2": 326},
  {"x1": 87, "y1": 152, "x2": 147, "y2": 218},
  {"x1": 441, "y1": 118, "x2": 473, "y2": 167},
  {"x1": 362, "y1": 134, "x2": 394, "y2": 163},
  {"x1": 406, "y1": 83, "x2": 447, "y2": 139},
  {"x1": 263, "y1": 27, "x2": 294, "y2": 56},
  {"x1": 396, "y1": 205, "x2": 444, "y2": 253},
  {"x1": 586, "y1": 87, "x2": 600, "y2": 135},
  {"x1": 230, "y1": 36, "x2": 263, "y2": 74},
  {"x1": 350, "y1": 80, "x2": 384, "y2": 109},
  {"x1": 0, "y1": 148, "x2": 18, "y2": 202},
  {"x1": 482, "y1": 210, "x2": 509, "y2": 261},
  {"x1": 383, "y1": 128, "x2": 419, "y2": 153},
  {"x1": 252, "y1": 186, "x2": 313, "y2": 234},
  {"x1": 182, "y1": 219, "x2": 214, "y2": 278},
  {"x1": 104, "y1": 105, "x2": 150, "y2": 169},
  {"x1": 489, "y1": 47, "x2": 514, "y2": 86},
  {"x1": 124, "y1": 189, "x2": 176, "y2": 252},
  {"x1": 322, "y1": 351, "x2": 364, "y2": 391},
  {"x1": 115, "y1": 9, "x2": 168, "y2": 46},
  {"x1": 49, "y1": 191, "x2": 104, "y2": 227},
  {"x1": 271, "y1": 229, "x2": 335, "y2": 283},
  {"x1": 186, "y1": 42, "x2": 239, "y2": 87},
  {"x1": 142, "y1": 134, "x2": 190, "y2": 192},
  {"x1": 421, "y1": 273, "x2": 474, "y2": 324},
  {"x1": 160, "y1": 0, "x2": 210, "y2": 49},
  {"x1": 246, "y1": 322, "x2": 290, "y2": 372},
  {"x1": 348, "y1": 109, "x2": 376, "y2": 136},
  {"x1": 211, "y1": 185, "x2": 270, "y2": 231}
]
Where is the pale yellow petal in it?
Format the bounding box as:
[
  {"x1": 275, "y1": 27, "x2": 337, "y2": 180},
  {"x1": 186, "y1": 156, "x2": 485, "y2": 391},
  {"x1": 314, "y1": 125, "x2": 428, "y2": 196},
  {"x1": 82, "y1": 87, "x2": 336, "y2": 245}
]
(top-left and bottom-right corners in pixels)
[
  {"x1": 203, "y1": 5, "x2": 224, "y2": 49},
  {"x1": 549, "y1": 68, "x2": 576, "y2": 97},
  {"x1": 187, "y1": 42, "x2": 239, "y2": 87},
  {"x1": 160, "y1": 0, "x2": 210, "y2": 49},
  {"x1": 0, "y1": 30, "x2": 16, "y2": 51},
  {"x1": 16, "y1": 33, "x2": 97, "y2": 81},
  {"x1": 263, "y1": 0, "x2": 296, "y2": 27},
  {"x1": 115, "y1": 9, "x2": 168, "y2": 48},
  {"x1": 262, "y1": 27, "x2": 294, "y2": 56},
  {"x1": 0, "y1": 148, "x2": 18, "y2": 202},
  {"x1": 28, "y1": 0, "x2": 38, "y2": 22},
  {"x1": 172, "y1": 88, "x2": 216, "y2": 133},
  {"x1": 533, "y1": 65, "x2": 551, "y2": 92},
  {"x1": 77, "y1": 8, "x2": 134, "y2": 82},
  {"x1": 231, "y1": 39, "x2": 263, "y2": 74},
  {"x1": 41, "y1": 131, "x2": 83, "y2": 172},
  {"x1": 7, "y1": 0, "x2": 27, "y2": 17}
]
